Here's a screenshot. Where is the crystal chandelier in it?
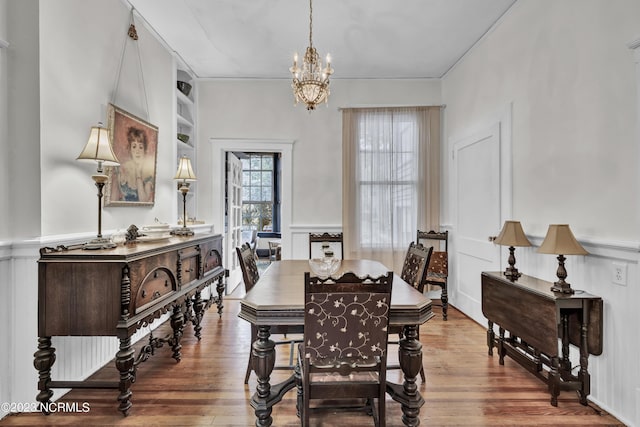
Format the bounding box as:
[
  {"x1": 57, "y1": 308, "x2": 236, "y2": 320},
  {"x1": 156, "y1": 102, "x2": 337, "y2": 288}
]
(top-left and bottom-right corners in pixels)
[{"x1": 290, "y1": 0, "x2": 334, "y2": 111}]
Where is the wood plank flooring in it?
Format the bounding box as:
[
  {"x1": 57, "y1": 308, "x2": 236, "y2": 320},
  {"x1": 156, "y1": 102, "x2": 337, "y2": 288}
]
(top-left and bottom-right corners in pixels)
[{"x1": 1, "y1": 299, "x2": 624, "y2": 426}]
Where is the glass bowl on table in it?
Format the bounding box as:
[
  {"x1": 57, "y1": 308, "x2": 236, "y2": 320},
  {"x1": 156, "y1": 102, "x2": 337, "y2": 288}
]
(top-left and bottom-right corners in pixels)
[{"x1": 308, "y1": 257, "x2": 341, "y2": 279}]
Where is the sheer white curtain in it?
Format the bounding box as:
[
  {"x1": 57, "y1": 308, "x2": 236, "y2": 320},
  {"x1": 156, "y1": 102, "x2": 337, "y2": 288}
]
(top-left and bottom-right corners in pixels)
[{"x1": 342, "y1": 107, "x2": 441, "y2": 273}]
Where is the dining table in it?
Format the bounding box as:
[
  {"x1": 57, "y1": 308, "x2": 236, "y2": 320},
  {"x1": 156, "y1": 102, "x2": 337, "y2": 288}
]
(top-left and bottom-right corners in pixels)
[{"x1": 238, "y1": 259, "x2": 434, "y2": 427}]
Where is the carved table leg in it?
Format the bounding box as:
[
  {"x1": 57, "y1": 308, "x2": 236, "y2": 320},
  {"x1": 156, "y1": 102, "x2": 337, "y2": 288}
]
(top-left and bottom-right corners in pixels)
[
  {"x1": 578, "y1": 305, "x2": 591, "y2": 405},
  {"x1": 549, "y1": 356, "x2": 560, "y2": 407},
  {"x1": 251, "y1": 325, "x2": 276, "y2": 427},
  {"x1": 33, "y1": 336, "x2": 56, "y2": 414},
  {"x1": 215, "y1": 275, "x2": 225, "y2": 318},
  {"x1": 192, "y1": 290, "x2": 206, "y2": 341},
  {"x1": 498, "y1": 327, "x2": 506, "y2": 365},
  {"x1": 170, "y1": 304, "x2": 184, "y2": 362},
  {"x1": 184, "y1": 295, "x2": 193, "y2": 325},
  {"x1": 386, "y1": 324, "x2": 424, "y2": 427},
  {"x1": 561, "y1": 313, "x2": 571, "y2": 376},
  {"x1": 115, "y1": 336, "x2": 135, "y2": 416},
  {"x1": 441, "y1": 284, "x2": 449, "y2": 321},
  {"x1": 487, "y1": 320, "x2": 494, "y2": 356}
]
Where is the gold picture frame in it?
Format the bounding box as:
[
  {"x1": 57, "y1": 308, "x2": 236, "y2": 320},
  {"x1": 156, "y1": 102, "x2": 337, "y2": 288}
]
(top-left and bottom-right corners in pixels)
[{"x1": 105, "y1": 104, "x2": 159, "y2": 206}]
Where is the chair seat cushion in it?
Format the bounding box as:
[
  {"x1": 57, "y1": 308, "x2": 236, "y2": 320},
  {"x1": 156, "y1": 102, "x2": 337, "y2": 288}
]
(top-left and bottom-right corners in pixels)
[
  {"x1": 426, "y1": 273, "x2": 446, "y2": 283},
  {"x1": 309, "y1": 370, "x2": 380, "y2": 383}
]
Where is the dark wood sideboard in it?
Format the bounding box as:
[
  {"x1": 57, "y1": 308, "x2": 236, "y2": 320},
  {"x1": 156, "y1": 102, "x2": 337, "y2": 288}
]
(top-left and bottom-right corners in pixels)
[
  {"x1": 481, "y1": 271, "x2": 603, "y2": 406},
  {"x1": 34, "y1": 233, "x2": 226, "y2": 416}
]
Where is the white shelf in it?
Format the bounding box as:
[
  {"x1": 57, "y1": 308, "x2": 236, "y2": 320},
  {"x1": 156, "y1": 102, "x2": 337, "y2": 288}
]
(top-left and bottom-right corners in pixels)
[
  {"x1": 175, "y1": 65, "x2": 197, "y2": 225},
  {"x1": 177, "y1": 139, "x2": 194, "y2": 151},
  {"x1": 177, "y1": 113, "x2": 193, "y2": 127},
  {"x1": 177, "y1": 90, "x2": 194, "y2": 106}
]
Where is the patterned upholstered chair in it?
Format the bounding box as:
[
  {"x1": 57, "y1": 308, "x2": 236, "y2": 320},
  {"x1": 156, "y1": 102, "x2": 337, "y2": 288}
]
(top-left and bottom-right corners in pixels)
[
  {"x1": 308, "y1": 232, "x2": 344, "y2": 259},
  {"x1": 299, "y1": 271, "x2": 393, "y2": 426},
  {"x1": 388, "y1": 242, "x2": 433, "y2": 382},
  {"x1": 417, "y1": 230, "x2": 449, "y2": 320},
  {"x1": 236, "y1": 244, "x2": 299, "y2": 384}
]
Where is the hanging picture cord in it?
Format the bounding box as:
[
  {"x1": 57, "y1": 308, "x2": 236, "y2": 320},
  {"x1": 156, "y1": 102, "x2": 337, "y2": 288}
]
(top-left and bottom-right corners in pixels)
[{"x1": 111, "y1": 8, "x2": 150, "y2": 121}]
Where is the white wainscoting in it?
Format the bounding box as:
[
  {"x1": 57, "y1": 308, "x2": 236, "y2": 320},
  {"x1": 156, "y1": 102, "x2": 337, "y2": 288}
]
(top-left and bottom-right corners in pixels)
[
  {"x1": 447, "y1": 227, "x2": 640, "y2": 427},
  {"x1": 289, "y1": 225, "x2": 342, "y2": 260},
  {"x1": 0, "y1": 241, "x2": 13, "y2": 420}
]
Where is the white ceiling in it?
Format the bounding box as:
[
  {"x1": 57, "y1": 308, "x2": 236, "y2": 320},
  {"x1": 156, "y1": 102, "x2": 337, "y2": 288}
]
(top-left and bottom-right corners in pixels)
[{"x1": 128, "y1": 0, "x2": 517, "y2": 79}]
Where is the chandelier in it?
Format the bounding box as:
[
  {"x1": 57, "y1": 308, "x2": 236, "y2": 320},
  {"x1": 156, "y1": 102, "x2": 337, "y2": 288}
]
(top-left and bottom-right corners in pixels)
[{"x1": 290, "y1": 0, "x2": 334, "y2": 111}]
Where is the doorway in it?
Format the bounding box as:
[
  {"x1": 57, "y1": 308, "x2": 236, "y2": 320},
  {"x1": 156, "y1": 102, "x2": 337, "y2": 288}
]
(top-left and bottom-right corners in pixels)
[
  {"x1": 211, "y1": 139, "x2": 294, "y2": 295},
  {"x1": 449, "y1": 107, "x2": 512, "y2": 324}
]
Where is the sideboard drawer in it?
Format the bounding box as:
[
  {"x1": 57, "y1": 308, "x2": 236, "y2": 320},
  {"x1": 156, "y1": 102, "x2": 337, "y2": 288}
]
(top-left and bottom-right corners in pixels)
[
  {"x1": 134, "y1": 267, "x2": 177, "y2": 314},
  {"x1": 202, "y1": 239, "x2": 223, "y2": 275},
  {"x1": 179, "y1": 246, "x2": 200, "y2": 284}
]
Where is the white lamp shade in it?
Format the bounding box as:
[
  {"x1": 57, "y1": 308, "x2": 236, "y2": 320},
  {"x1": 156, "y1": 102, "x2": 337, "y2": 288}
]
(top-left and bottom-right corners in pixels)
[
  {"x1": 174, "y1": 156, "x2": 197, "y2": 181},
  {"x1": 76, "y1": 125, "x2": 120, "y2": 165}
]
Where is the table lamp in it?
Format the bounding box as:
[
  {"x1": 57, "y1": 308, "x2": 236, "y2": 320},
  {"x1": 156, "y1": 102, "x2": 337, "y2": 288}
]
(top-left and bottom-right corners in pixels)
[
  {"x1": 173, "y1": 156, "x2": 197, "y2": 236},
  {"x1": 76, "y1": 123, "x2": 120, "y2": 249},
  {"x1": 537, "y1": 224, "x2": 588, "y2": 294},
  {"x1": 494, "y1": 220, "x2": 531, "y2": 280}
]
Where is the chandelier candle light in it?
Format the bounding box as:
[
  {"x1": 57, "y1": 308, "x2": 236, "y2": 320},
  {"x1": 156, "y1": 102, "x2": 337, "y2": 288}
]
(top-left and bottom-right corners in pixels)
[
  {"x1": 76, "y1": 123, "x2": 120, "y2": 250},
  {"x1": 290, "y1": 0, "x2": 334, "y2": 110},
  {"x1": 173, "y1": 156, "x2": 197, "y2": 236}
]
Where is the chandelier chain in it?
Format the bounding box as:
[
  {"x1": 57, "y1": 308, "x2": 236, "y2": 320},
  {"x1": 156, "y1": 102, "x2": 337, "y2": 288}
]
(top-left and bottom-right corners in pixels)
[
  {"x1": 308, "y1": 0, "x2": 313, "y2": 48},
  {"x1": 290, "y1": 0, "x2": 333, "y2": 111}
]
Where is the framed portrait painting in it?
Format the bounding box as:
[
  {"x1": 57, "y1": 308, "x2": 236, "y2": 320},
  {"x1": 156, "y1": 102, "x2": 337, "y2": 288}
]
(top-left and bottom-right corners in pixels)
[{"x1": 105, "y1": 104, "x2": 159, "y2": 206}]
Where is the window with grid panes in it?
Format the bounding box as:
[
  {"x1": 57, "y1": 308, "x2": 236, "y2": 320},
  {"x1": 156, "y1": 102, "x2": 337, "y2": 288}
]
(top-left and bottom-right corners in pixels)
[{"x1": 241, "y1": 154, "x2": 274, "y2": 231}]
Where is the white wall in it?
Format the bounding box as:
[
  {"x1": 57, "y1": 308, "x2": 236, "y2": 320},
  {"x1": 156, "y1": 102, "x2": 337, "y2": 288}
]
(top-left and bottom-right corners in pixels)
[
  {"x1": 197, "y1": 78, "x2": 442, "y2": 236},
  {"x1": 442, "y1": 0, "x2": 639, "y2": 240},
  {"x1": 0, "y1": 0, "x2": 9, "y2": 240},
  {"x1": 442, "y1": 1, "x2": 640, "y2": 425},
  {"x1": 39, "y1": 0, "x2": 178, "y2": 238},
  {"x1": 1, "y1": 0, "x2": 183, "y2": 417},
  {"x1": 5, "y1": 0, "x2": 40, "y2": 240}
]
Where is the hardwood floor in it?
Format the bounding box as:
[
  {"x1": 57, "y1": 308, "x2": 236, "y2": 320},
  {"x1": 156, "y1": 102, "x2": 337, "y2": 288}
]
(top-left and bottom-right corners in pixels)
[{"x1": 1, "y1": 299, "x2": 624, "y2": 426}]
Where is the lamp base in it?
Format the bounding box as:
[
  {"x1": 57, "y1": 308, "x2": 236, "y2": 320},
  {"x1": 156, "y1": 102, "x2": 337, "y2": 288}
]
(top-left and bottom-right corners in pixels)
[
  {"x1": 83, "y1": 237, "x2": 116, "y2": 250},
  {"x1": 503, "y1": 267, "x2": 522, "y2": 281},
  {"x1": 550, "y1": 280, "x2": 575, "y2": 295},
  {"x1": 172, "y1": 227, "x2": 194, "y2": 236}
]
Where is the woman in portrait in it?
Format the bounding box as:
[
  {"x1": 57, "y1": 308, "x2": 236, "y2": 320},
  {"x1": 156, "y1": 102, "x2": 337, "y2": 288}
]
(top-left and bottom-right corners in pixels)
[{"x1": 117, "y1": 126, "x2": 154, "y2": 202}]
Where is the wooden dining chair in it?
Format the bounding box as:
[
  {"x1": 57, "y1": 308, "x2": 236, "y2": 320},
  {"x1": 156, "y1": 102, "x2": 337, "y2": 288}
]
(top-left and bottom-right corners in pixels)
[
  {"x1": 299, "y1": 270, "x2": 393, "y2": 426},
  {"x1": 417, "y1": 230, "x2": 449, "y2": 320},
  {"x1": 387, "y1": 241, "x2": 433, "y2": 383},
  {"x1": 236, "y1": 244, "x2": 299, "y2": 384},
  {"x1": 308, "y1": 232, "x2": 344, "y2": 259}
]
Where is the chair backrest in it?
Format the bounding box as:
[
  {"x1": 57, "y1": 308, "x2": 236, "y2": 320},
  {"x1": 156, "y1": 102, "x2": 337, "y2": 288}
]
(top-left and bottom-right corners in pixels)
[
  {"x1": 309, "y1": 232, "x2": 344, "y2": 259},
  {"x1": 417, "y1": 230, "x2": 449, "y2": 279},
  {"x1": 400, "y1": 242, "x2": 434, "y2": 292},
  {"x1": 236, "y1": 243, "x2": 260, "y2": 292},
  {"x1": 417, "y1": 230, "x2": 448, "y2": 252},
  {"x1": 303, "y1": 271, "x2": 393, "y2": 368}
]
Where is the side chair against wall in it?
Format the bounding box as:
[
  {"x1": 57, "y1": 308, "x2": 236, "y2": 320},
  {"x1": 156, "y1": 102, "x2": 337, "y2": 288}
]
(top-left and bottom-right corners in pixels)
[
  {"x1": 308, "y1": 232, "x2": 344, "y2": 259},
  {"x1": 298, "y1": 271, "x2": 394, "y2": 427},
  {"x1": 388, "y1": 242, "x2": 433, "y2": 383},
  {"x1": 417, "y1": 230, "x2": 449, "y2": 320},
  {"x1": 236, "y1": 244, "x2": 300, "y2": 384}
]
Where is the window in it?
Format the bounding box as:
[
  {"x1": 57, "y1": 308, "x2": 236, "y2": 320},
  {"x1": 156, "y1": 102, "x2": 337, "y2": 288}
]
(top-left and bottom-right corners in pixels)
[
  {"x1": 241, "y1": 153, "x2": 276, "y2": 232},
  {"x1": 357, "y1": 110, "x2": 419, "y2": 248},
  {"x1": 342, "y1": 106, "x2": 440, "y2": 271}
]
